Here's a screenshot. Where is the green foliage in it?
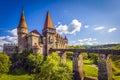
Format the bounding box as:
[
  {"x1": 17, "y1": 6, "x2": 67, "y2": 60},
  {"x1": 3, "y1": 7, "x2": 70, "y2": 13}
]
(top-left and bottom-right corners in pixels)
[
  {"x1": 83, "y1": 53, "x2": 88, "y2": 60},
  {"x1": 112, "y1": 76, "x2": 120, "y2": 80},
  {"x1": 83, "y1": 60, "x2": 93, "y2": 65},
  {"x1": 0, "y1": 52, "x2": 11, "y2": 74},
  {"x1": 29, "y1": 49, "x2": 33, "y2": 53},
  {"x1": 0, "y1": 74, "x2": 32, "y2": 80},
  {"x1": 111, "y1": 61, "x2": 120, "y2": 76},
  {"x1": 10, "y1": 52, "x2": 30, "y2": 74},
  {"x1": 9, "y1": 68, "x2": 27, "y2": 75},
  {"x1": 89, "y1": 54, "x2": 98, "y2": 65},
  {"x1": 110, "y1": 45, "x2": 120, "y2": 77},
  {"x1": 34, "y1": 53, "x2": 72, "y2": 80},
  {"x1": 66, "y1": 52, "x2": 73, "y2": 60},
  {"x1": 70, "y1": 45, "x2": 85, "y2": 49},
  {"x1": 66, "y1": 59, "x2": 72, "y2": 70},
  {"x1": 26, "y1": 53, "x2": 43, "y2": 73},
  {"x1": 83, "y1": 53, "x2": 98, "y2": 65},
  {"x1": 110, "y1": 45, "x2": 120, "y2": 50}
]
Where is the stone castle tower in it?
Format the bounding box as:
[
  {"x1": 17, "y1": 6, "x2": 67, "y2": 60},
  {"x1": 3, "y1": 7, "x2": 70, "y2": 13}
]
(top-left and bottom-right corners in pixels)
[
  {"x1": 42, "y1": 12, "x2": 56, "y2": 55},
  {"x1": 17, "y1": 10, "x2": 28, "y2": 53},
  {"x1": 3, "y1": 10, "x2": 69, "y2": 55}
]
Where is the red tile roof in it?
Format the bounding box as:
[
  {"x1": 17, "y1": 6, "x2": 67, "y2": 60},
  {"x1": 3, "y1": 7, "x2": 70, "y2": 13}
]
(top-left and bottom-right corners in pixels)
[
  {"x1": 30, "y1": 30, "x2": 40, "y2": 35},
  {"x1": 43, "y1": 12, "x2": 55, "y2": 29},
  {"x1": 17, "y1": 10, "x2": 28, "y2": 29}
]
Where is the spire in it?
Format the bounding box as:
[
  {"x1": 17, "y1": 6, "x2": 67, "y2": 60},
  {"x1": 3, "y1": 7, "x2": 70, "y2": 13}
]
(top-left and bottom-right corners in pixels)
[
  {"x1": 18, "y1": 10, "x2": 28, "y2": 29},
  {"x1": 64, "y1": 36, "x2": 68, "y2": 40},
  {"x1": 43, "y1": 11, "x2": 55, "y2": 29}
]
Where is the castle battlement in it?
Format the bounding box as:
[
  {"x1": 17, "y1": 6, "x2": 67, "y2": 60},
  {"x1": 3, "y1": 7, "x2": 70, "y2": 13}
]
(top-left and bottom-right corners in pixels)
[{"x1": 4, "y1": 43, "x2": 18, "y2": 46}]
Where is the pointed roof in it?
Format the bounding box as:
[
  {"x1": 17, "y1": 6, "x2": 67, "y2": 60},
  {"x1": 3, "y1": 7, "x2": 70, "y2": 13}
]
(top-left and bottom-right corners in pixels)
[
  {"x1": 17, "y1": 10, "x2": 28, "y2": 29},
  {"x1": 43, "y1": 12, "x2": 55, "y2": 29},
  {"x1": 64, "y1": 36, "x2": 68, "y2": 40}
]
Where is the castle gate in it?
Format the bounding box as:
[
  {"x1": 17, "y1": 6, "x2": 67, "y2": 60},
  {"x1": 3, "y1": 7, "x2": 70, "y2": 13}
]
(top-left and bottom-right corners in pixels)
[{"x1": 49, "y1": 49, "x2": 120, "y2": 80}]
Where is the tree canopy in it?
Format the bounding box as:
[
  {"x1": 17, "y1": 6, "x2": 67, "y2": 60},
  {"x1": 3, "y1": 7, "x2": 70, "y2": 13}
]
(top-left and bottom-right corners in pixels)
[
  {"x1": 34, "y1": 53, "x2": 72, "y2": 80},
  {"x1": 0, "y1": 52, "x2": 11, "y2": 74}
]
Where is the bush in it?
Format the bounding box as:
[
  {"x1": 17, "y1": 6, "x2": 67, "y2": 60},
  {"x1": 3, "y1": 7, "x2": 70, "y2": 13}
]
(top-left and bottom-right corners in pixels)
[
  {"x1": 66, "y1": 52, "x2": 73, "y2": 60},
  {"x1": 34, "y1": 53, "x2": 72, "y2": 80},
  {"x1": 0, "y1": 52, "x2": 11, "y2": 74},
  {"x1": 26, "y1": 53, "x2": 43, "y2": 73},
  {"x1": 89, "y1": 54, "x2": 98, "y2": 65}
]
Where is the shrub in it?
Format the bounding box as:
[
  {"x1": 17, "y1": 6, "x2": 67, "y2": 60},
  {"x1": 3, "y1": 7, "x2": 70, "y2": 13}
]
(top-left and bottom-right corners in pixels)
[{"x1": 0, "y1": 52, "x2": 11, "y2": 74}]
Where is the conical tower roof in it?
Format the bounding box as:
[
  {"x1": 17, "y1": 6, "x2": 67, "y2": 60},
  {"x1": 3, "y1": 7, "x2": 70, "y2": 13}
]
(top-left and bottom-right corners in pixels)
[
  {"x1": 43, "y1": 12, "x2": 55, "y2": 29},
  {"x1": 17, "y1": 10, "x2": 28, "y2": 29},
  {"x1": 64, "y1": 36, "x2": 68, "y2": 40}
]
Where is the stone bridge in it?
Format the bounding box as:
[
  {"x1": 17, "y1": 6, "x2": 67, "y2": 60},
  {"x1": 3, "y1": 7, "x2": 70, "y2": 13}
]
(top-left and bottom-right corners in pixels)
[{"x1": 49, "y1": 49, "x2": 120, "y2": 80}]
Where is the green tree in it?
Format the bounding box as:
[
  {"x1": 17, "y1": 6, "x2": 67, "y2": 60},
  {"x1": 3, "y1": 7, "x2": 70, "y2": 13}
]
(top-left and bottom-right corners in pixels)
[
  {"x1": 26, "y1": 53, "x2": 43, "y2": 73},
  {"x1": 89, "y1": 54, "x2": 98, "y2": 65},
  {"x1": 10, "y1": 52, "x2": 30, "y2": 74},
  {"x1": 70, "y1": 45, "x2": 85, "y2": 49},
  {"x1": 34, "y1": 53, "x2": 72, "y2": 80},
  {"x1": 66, "y1": 52, "x2": 73, "y2": 60},
  {"x1": 110, "y1": 45, "x2": 120, "y2": 69},
  {"x1": 0, "y1": 52, "x2": 11, "y2": 74}
]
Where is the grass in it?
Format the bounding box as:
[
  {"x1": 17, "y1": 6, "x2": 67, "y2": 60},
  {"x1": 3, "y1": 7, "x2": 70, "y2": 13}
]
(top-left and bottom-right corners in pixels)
[
  {"x1": 112, "y1": 76, "x2": 120, "y2": 80},
  {"x1": 84, "y1": 59, "x2": 120, "y2": 80},
  {"x1": 111, "y1": 61, "x2": 120, "y2": 80},
  {"x1": 112, "y1": 61, "x2": 120, "y2": 76},
  {"x1": 84, "y1": 64, "x2": 98, "y2": 77},
  {"x1": 83, "y1": 59, "x2": 98, "y2": 77},
  {"x1": 84, "y1": 59, "x2": 93, "y2": 64},
  {"x1": 0, "y1": 74, "x2": 33, "y2": 80},
  {"x1": 66, "y1": 59, "x2": 73, "y2": 69}
]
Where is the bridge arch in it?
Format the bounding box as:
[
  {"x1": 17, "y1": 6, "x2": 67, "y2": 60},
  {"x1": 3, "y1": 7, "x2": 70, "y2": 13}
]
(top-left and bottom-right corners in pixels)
[{"x1": 49, "y1": 49, "x2": 120, "y2": 80}]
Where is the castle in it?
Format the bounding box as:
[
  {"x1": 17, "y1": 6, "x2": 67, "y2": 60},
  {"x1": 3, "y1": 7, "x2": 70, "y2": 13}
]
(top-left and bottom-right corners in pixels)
[{"x1": 3, "y1": 10, "x2": 69, "y2": 55}]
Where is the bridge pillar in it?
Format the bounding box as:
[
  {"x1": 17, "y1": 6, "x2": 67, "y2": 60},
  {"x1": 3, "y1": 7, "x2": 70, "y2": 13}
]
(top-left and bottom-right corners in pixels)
[
  {"x1": 59, "y1": 51, "x2": 66, "y2": 64},
  {"x1": 98, "y1": 54, "x2": 112, "y2": 80},
  {"x1": 73, "y1": 52, "x2": 84, "y2": 80},
  {"x1": 106, "y1": 54, "x2": 112, "y2": 80},
  {"x1": 78, "y1": 53, "x2": 84, "y2": 80}
]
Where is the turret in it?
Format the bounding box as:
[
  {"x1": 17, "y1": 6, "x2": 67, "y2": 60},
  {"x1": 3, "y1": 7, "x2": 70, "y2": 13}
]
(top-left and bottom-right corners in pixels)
[
  {"x1": 42, "y1": 11, "x2": 56, "y2": 55},
  {"x1": 42, "y1": 11, "x2": 56, "y2": 35},
  {"x1": 64, "y1": 36, "x2": 68, "y2": 43},
  {"x1": 17, "y1": 10, "x2": 28, "y2": 53}
]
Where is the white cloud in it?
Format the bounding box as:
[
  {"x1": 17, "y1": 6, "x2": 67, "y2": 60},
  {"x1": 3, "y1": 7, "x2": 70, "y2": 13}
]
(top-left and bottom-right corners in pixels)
[
  {"x1": 70, "y1": 38, "x2": 97, "y2": 45},
  {"x1": 8, "y1": 28, "x2": 17, "y2": 36},
  {"x1": 56, "y1": 19, "x2": 82, "y2": 34},
  {"x1": 84, "y1": 25, "x2": 89, "y2": 28},
  {"x1": 56, "y1": 24, "x2": 68, "y2": 34},
  {"x1": 58, "y1": 22, "x2": 61, "y2": 24},
  {"x1": 78, "y1": 38, "x2": 97, "y2": 45},
  {"x1": 70, "y1": 38, "x2": 120, "y2": 46},
  {"x1": 0, "y1": 28, "x2": 18, "y2": 52},
  {"x1": 108, "y1": 28, "x2": 117, "y2": 32},
  {"x1": 94, "y1": 26, "x2": 105, "y2": 30}
]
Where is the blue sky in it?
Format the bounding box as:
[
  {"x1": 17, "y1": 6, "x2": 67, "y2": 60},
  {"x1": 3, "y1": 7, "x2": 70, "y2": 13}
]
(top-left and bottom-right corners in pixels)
[{"x1": 0, "y1": 0, "x2": 120, "y2": 51}]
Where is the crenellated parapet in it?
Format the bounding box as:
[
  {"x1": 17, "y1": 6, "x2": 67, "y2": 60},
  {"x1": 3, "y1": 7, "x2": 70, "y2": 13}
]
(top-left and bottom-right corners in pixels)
[
  {"x1": 4, "y1": 43, "x2": 18, "y2": 46},
  {"x1": 3, "y1": 43, "x2": 18, "y2": 56}
]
